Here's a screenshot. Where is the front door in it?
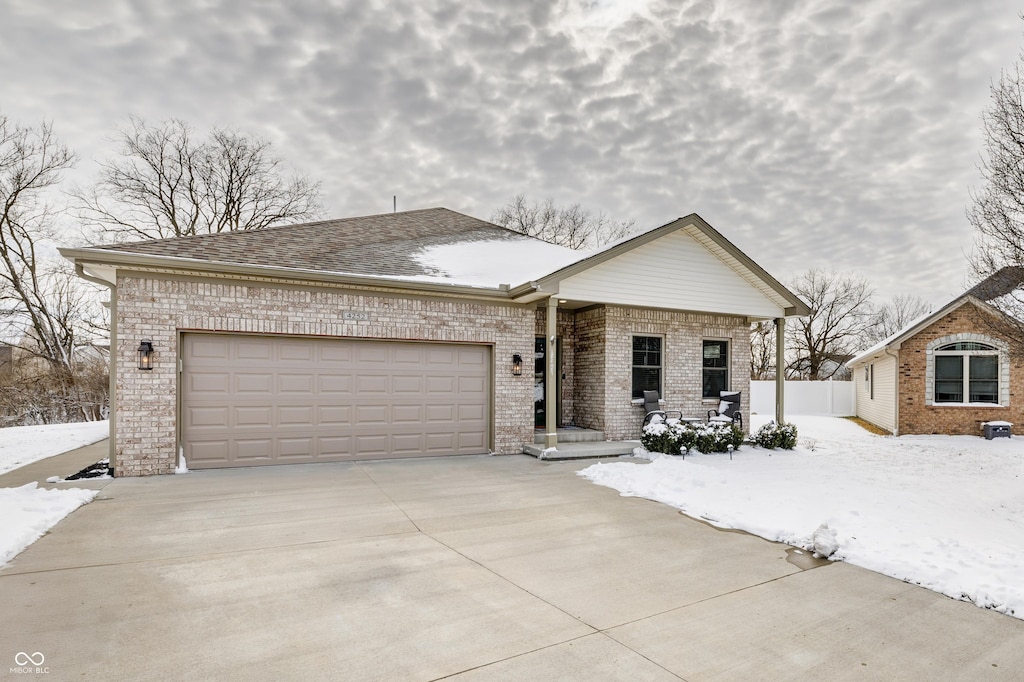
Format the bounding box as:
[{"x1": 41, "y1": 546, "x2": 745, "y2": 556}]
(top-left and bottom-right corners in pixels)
[{"x1": 534, "y1": 336, "x2": 562, "y2": 428}]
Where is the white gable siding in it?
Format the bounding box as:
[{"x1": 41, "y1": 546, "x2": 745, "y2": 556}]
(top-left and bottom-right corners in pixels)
[
  {"x1": 556, "y1": 232, "x2": 786, "y2": 318},
  {"x1": 854, "y1": 354, "x2": 897, "y2": 433}
]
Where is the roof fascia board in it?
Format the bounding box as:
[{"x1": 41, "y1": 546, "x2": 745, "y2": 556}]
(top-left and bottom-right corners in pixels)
[
  {"x1": 848, "y1": 295, "x2": 1005, "y2": 366},
  {"x1": 60, "y1": 247, "x2": 513, "y2": 301}
]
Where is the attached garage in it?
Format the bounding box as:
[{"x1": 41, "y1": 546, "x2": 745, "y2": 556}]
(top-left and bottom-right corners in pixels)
[{"x1": 181, "y1": 333, "x2": 491, "y2": 469}]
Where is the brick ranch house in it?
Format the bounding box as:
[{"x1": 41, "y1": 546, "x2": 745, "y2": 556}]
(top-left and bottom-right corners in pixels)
[
  {"x1": 61, "y1": 208, "x2": 808, "y2": 476},
  {"x1": 849, "y1": 267, "x2": 1024, "y2": 436}
]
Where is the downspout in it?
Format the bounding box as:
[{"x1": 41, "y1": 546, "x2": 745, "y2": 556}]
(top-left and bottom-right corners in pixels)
[
  {"x1": 75, "y1": 265, "x2": 117, "y2": 472},
  {"x1": 884, "y1": 347, "x2": 900, "y2": 436},
  {"x1": 774, "y1": 317, "x2": 785, "y2": 424}
]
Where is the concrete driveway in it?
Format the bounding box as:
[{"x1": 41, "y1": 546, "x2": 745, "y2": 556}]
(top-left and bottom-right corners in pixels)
[{"x1": 2, "y1": 453, "x2": 1023, "y2": 681}]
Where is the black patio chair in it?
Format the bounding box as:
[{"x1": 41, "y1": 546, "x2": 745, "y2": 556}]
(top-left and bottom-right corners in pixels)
[
  {"x1": 642, "y1": 390, "x2": 682, "y2": 429},
  {"x1": 707, "y1": 390, "x2": 743, "y2": 430}
]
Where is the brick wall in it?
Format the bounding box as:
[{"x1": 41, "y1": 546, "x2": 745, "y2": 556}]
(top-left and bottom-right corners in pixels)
[
  {"x1": 115, "y1": 274, "x2": 535, "y2": 476},
  {"x1": 898, "y1": 303, "x2": 1022, "y2": 435},
  {"x1": 573, "y1": 307, "x2": 607, "y2": 430}
]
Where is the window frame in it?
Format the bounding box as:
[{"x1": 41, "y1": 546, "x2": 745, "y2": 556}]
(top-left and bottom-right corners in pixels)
[
  {"x1": 631, "y1": 335, "x2": 663, "y2": 400},
  {"x1": 702, "y1": 339, "x2": 729, "y2": 400},
  {"x1": 932, "y1": 341, "x2": 1001, "y2": 406}
]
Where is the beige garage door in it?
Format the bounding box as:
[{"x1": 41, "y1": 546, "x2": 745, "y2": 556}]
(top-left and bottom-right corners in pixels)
[{"x1": 182, "y1": 334, "x2": 490, "y2": 469}]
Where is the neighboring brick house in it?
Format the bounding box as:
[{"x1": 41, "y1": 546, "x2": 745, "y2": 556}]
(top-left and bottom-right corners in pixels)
[
  {"x1": 850, "y1": 267, "x2": 1024, "y2": 435},
  {"x1": 62, "y1": 208, "x2": 807, "y2": 476}
]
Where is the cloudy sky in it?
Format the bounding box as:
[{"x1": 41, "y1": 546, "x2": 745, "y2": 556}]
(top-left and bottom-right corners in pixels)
[{"x1": 1, "y1": 0, "x2": 1020, "y2": 305}]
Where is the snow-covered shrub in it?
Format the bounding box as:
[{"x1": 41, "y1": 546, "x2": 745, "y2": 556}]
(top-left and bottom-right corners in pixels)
[
  {"x1": 753, "y1": 421, "x2": 798, "y2": 449},
  {"x1": 692, "y1": 421, "x2": 744, "y2": 453},
  {"x1": 641, "y1": 420, "x2": 743, "y2": 454},
  {"x1": 641, "y1": 422, "x2": 678, "y2": 455}
]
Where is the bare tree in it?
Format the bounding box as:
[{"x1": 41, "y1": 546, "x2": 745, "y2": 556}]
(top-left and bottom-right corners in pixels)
[
  {"x1": 862, "y1": 294, "x2": 933, "y2": 347},
  {"x1": 969, "y1": 55, "x2": 1024, "y2": 278},
  {"x1": 491, "y1": 194, "x2": 637, "y2": 250},
  {"x1": 75, "y1": 117, "x2": 323, "y2": 241},
  {"x1": 786, "y1": 269, "x2": 875, "y2": 380},
  {"x1": 0, "y1": 115, "x2": 88, "y2": 375},
  {"x1": 966, "y1": 43, "x2": 1024, "y2": 349},
  {"x1": 750, "y1": 320, "x2": 776, "y2": 380}
]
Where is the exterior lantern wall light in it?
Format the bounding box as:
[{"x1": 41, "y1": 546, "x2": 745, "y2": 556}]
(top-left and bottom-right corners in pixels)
[
  {"x1": 138, "y1": 340, "x2": 154, "y2": 370},
  {"x1": 512, "y1": 353, "x2": 523, "y2": 376}
]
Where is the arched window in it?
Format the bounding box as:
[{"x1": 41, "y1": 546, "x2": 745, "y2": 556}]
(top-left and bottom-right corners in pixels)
[{"x1": 933, "y1": 342, "x2": 999, "y2": 404}]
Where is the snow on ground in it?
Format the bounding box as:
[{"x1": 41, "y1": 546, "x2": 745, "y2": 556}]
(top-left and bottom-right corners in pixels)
[
  {"x1": 0, "y1": 421, "x2": 107, "y2": 567},
  {"x1": 0, "y1": 483, "x2": 96, "y2": 566},
  {"x1": 579, "y1": 415, "x2": 1024, "y2": 619},
  {"x1": 0, "y1": 420, "x2": 109, "y2": 476}
]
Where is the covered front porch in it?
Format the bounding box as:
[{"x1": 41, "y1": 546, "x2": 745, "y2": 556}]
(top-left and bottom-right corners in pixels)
[{"x1": 502, "y1": 214, "x2": 807, "y2": 458}]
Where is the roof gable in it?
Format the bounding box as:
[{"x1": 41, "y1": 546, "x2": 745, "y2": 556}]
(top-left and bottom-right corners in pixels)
[
  {"x1": 523, "y1": 214, "x2": 808, "y2": 316},
  {"x1": 554, "y1": 230, "x2": 788, "y2": 318}
]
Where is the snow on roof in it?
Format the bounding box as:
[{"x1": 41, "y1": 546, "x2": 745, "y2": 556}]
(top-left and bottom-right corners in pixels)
[{"x1": 410, "y1": 237, "x2": 587, "y2": 287}]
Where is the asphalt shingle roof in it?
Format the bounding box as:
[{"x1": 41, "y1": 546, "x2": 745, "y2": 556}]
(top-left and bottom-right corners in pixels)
[
  {"x1": 92, "y1": 207, "x2": 527, "y2": 278},
  {"x1": 964, "y1": 266, "x2": 1024, "y2": 303}
]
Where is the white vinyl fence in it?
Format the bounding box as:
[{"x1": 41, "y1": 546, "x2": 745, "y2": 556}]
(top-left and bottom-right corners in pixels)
[{"x1": 750, "y1": 380, "x2": 855, "y2": 417}]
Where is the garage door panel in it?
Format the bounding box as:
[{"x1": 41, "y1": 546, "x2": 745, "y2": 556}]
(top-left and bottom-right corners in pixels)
[
  {"x1": 278, "y1": 438, "x2": 314, "y2": 458},
  {"x1": 391, "y1": 404, "x2": 423, "y2": 423},
  {"x1": 279, "y1": 373, "x2": 315, "y2": 393},
  {"x1": 358, "y1": 346, "x2": 388, "y2": 363},
  {"x1": 355, "y1": 405, "x2": 388, "y2": 424},
  {"x1": 392, "y1": 375, "x2": 423, "y2": 393},
  {"x1": 236, "y1": 340, "x2": 272, "y2": 361},
  {"x1": 393, "y1": 347, "x2": 422, "y2": 364},
  {"x1": 355, "y1": 434, "x2": 388, "y2": 455},
  {"x1": 426, "y1": 405, "x2": 455, "y2": 422},
  {"x1": 278, "y1": 406, "x2": 314, "y2": 426},
  {"x1": 183, "y1": 335, "x2": 490, "y2": 468},
  {"x1": 235, "y1": 439, "x2": 274, "y2": 460},
  {"x1": 318, "y1": 405, "x2": 351, "y2": 425},
  {"x1": 319, "y1": 344, "x2": 353, "y2": 363},
  {"x1": 356, "y1": 374, "x2": 388, "y2": 393},
  {"x1": 236, "y1": 374, "x2": 273, "y2": 393},
  {"x1": 459, "y1": 376, "x2": 486, "y2": 394},
  {"x1": 426, "y1": 376, "x2": 455, "y2": 393},
  {"x1": 319, "y1": 374, "x2": 353, "y2": 394},
  {"x1": 235, "y1": 406, "x2": 272, "y2": 426},
  {"x1": 188, "y1": 406, "x2": 230, "y2": 428},
  {"x1": 392, "y1": 433, "x2": 424, "y2": 453},
  {"x1": 279, "y1": 342, "x2": 315, "y2": 362},
  {"x1": 458, "y1": 404, "x2": 486, "y2": 421},
  {"x1": 319, "y1": 435, "x2": 353, "y2": 456},
  {"x1": 188, "y1": 372, "x2": 231, "y2": 394}
]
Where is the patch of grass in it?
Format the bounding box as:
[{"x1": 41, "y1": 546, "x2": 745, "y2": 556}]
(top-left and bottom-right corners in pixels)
[{"x1": 843, "y1": 416, "x2": 891, "y2": 436}]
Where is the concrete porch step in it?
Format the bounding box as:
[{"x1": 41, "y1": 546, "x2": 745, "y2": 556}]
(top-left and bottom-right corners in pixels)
[
  {"x1": 522, "y1": 440, "x2": 639, "y2": 460},
  {"x1": 533, "y1": 428, "x2": 605, "y2": 444}
]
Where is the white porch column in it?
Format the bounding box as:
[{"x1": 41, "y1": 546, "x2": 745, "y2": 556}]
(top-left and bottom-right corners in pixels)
[
  {"x1": 775, "y1": 316, "x2": 785, "y2": 424},
  {"x1": 544, "y1": 296, "x2": 559, "y2": 449}
]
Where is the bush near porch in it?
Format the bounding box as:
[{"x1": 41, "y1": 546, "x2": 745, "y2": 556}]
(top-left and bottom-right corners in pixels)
[{"x1": 641, "y1": 420, "x2": 744, "y2": 455}]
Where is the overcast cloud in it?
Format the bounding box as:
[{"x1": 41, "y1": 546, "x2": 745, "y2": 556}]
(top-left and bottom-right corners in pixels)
[{"x1": 1, "y1": 0, "x2": 1020, "y2": 305}]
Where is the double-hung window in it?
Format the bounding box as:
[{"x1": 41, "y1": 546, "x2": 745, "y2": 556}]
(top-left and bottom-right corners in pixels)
[
  {"x1": 934, "y1": 342, "x2": 999, "y2": 404},
  {"x1": 702, "y1": 340, "x2": 728, "y2": 398},
  {"x1": 632, "y1": 336, "x2": 662, "y2": 399}
]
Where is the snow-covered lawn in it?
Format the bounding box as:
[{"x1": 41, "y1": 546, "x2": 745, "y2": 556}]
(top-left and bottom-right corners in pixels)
[
  {"x1": 0, "y1": 420, "x2": 109, "y2": 475},
  {"x1": 0, "y1": 421, "x2": 107, "y2": 568},
  {"x1": 0, "y1": 483, "x2": 96, "y2": 565},
  {"x1": 579, "y1": 415, "x2": 1024, "y2": 620}
]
